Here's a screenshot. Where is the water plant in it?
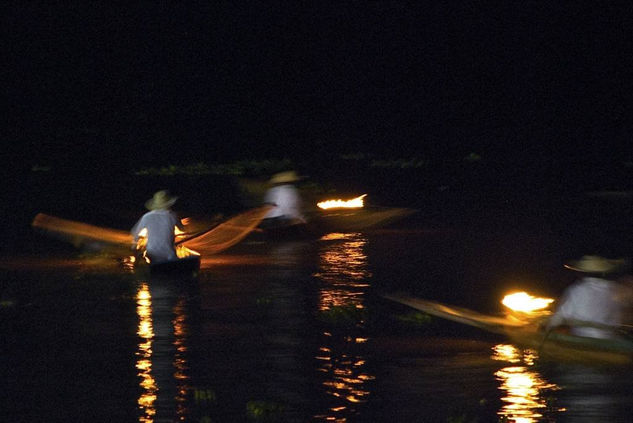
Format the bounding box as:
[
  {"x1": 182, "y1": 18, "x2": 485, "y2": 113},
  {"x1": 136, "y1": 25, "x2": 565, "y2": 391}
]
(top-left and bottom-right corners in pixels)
[
  {"x1": 317, "y1": 304, "x2": 367, "y2": 327},
  {"x1": 194, "y1": 387, "x2": 217, "y2": 404},
  {"x1": 246, "y1": 400, "x2": 285, "y2": 421},
  {"x1": 134, "y1": 158, "x2": 295, "y2": 177},
  {"x1": 394, "y1": 310, "x2": 432, "y2": 327}
]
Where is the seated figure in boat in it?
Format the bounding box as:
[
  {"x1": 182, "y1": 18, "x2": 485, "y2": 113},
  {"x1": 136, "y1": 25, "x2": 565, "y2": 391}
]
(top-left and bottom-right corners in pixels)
[
  {"x1": 260, "y1": 170, "x2": 307, "y2": 230},
  {"x1": 546, "y1": 255, "x2": 630, "y2": 339},
  {"x1": 131, "y1": 190, "x2": 185, "y2": 264}
]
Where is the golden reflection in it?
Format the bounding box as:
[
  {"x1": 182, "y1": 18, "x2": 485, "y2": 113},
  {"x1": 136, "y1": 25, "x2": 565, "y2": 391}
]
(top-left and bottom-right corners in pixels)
[
  {"x1": 315, "y1": 233, "x2": 371, "y2": 312},
  {"x1": 313, "y1": 233, "x2": 374, "y2": 422},
  {"x1": 135, "y1": 283, "x2": 191, "y2": 422},
  {"x1": 122, "y1": 255, "x2": 137, "y2": 272},
  {"x1": 492, "y1": 344, "x2": 560, "y2": 422},
  {"x1": 136, "y1": 283, "x2": 156, "y2": 422},
  {"x1": 172, "y1": 297, "x2": 190, "y2": 418}
]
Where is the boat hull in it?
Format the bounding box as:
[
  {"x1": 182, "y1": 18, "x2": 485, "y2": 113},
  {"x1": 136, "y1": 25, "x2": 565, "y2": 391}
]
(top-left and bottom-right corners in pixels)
[
  {"x1": 309, "y1": 207, "x2": 417, "y2": 233},
  {"x1": 148, "y1": 255, "x2": 201, "y2": 277},
  {"x1": 384, "y1": 293, "x2": 633, "y2": 364},
  {"x1": 252, "y1": 207, "x2": 418, "y2": 242},
  {"x1": 506, "y1": 327, "x2": 633, "y2": 365}
]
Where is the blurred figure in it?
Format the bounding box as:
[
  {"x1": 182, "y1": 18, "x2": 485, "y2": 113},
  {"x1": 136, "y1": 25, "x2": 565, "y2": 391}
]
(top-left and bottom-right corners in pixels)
[
  {"x1": 261, "y1": 171, "x2": 307, "y2": 229},
  {"x1": 547, "y1": 255, "x2": 630, "y2": 339},
  {"x1": 131, "y1": 190, "x2": 185, "y2": 264}
]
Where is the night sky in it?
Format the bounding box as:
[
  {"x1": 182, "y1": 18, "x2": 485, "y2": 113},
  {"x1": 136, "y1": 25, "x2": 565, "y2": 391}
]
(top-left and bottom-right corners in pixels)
[{"x1": 5, "y1": 2, "x2": 633, "y2": 172}]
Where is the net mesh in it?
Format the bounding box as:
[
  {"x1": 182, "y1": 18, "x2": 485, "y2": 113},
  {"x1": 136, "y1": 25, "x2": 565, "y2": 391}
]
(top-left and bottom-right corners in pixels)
[
  {"x1": 179, "y1": 205, "x2": 272, "y2": 254},
  {"x1": 32, "y1": 205, "x2": 273, "y2": 255},
  {"x1": 32, "y1": 213, "x2": 133, "y2": 246}
]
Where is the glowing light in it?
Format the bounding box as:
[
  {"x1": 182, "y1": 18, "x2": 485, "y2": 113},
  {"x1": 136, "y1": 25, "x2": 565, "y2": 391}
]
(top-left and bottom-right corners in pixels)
[
  {"x1": 176, "y1": 245, "x2": 200, "y2": 259},
  {"x1": 495, "y1": 365, "x2": 559, "y2": 422},
  {"x1": 135, "y1": 285, "x2": 191, "y2": 421},
  {"x1": 492, "y1": 344, "x2": 522, "y2": 364},
  {"x1": 314, "y1": 232, "x2": 373, "y2": 421},
  {"x1": 136, "y1": 283, "x2": 156, "y2": 422},
  {"x1": 502, "y1": 292, "x2": 554, "y2": 313},
  {"x1": 317, "y1": 194, "x2": 367, "y2": 210},
  {"x1": 492, "y1": 344, "x2": 563, "y2": 422}
]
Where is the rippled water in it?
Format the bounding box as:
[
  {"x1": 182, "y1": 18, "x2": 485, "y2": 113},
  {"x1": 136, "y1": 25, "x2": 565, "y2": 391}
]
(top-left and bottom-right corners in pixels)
[{"x1": 3, "y1": 188, "x2": 633, "y2": 422}]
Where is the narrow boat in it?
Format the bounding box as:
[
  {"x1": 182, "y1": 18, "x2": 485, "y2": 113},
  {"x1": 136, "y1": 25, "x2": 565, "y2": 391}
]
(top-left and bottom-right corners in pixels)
[
  {"x1": 253, "y1": 206, "x2": 418, "y2": 242},
  {"x1": 308, "y1": 206, "x2": 417, "y2": 233},
  {"x1": 383, "y1": 293, "x2": 633, "y2": 364},
  {"x1": 148, "y1": 254, "x2": 201, "y2": 277},
  {"x1": 507, "y1": 325, "x2": 633, "y2": 365}
]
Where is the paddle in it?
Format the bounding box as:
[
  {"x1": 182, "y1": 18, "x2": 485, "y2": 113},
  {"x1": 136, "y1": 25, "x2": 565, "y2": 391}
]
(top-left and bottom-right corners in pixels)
[{"x1": 537, "y1": 327, "x2": 553, "y2": 353}]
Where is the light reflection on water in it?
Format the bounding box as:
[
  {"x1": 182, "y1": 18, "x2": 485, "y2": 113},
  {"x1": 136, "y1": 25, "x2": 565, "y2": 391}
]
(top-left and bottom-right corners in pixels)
[
  {"x1": 7, "y1": 222, "x2": 633, "y2": 421},
  {"x1": 135, "y1": 282, "x2": 190, "y2": 422},
  {"x1": 313, "y1": 232, "x2": 375, "y2": 421},
  {"x1": 172, "y1": 296, "x2": 190, "y2": 418},
  {"x1": 492, "y1": 344, "x2": 561, "y2": 422},
  {"x1": 315, "y1": 232, "x2": 371, "y2": 311},
  {"x1": 136, "y1": 283, "x2": 157, "y2": 422}
]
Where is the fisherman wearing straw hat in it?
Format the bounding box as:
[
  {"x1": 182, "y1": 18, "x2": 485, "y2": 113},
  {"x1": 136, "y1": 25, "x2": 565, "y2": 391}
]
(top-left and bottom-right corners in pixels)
[
  {"x1": 261, "y1": 171, "x2": 307, "y2": 228},
  {"x1": 546, "y1": 255, "x2": 630, "y2": 339},
  {"x1": 131, "y1": 190, "x2": 185, "y2": 264}
]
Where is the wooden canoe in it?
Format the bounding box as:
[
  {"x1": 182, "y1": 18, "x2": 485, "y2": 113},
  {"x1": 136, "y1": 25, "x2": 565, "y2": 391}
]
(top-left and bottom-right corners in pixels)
[
  {"x1": 148, "y1": 255, "x2": 201, "y2": 277},
  {"x1": 252, "y1": 206, "x2": 418, "y2": 242},
  {"x1": 308, "y1": 206, "x2": 417, "y2": 233},
  {"x1": 383, "y1": 293, "x2": 633, "y2": 365}
]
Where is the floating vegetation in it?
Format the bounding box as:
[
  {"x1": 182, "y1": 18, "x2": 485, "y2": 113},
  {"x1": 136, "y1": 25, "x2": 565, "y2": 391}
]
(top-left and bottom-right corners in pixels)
[
  {"x1": 339, "y1": 152, "x2": 368, "y2": 161},
  {"x1": 246, "y1": 400, "x2": 285, "y2": 421},
  {"x1": 463, "y1": 152, "x2": 482, "y2": 163},
  {"x1": 255, "y1": 296, "x2": 273, "y2": 306},
  {"x1": 318, "y1": 304, "x2": 367, "y2": 327},
  {"x1": 0, "y1": 299, "x2": 16, "y2": 308},
  {"x1": 194, "y1": 387, "x2": 217, "y2": 404},
  {"x1": 370, "y1": 158, "x2": 428, "y2": 169},
  {"x1": 394, "y1": 310, "x2": 432, "y2": 327},
  {"x1": 446, "y1": 413, "x2": 480, "y2": 423},
  {"x1": 134, "y1": 159, "x2": 295, "y2": 177},
  {"x1": 31, "y1": 164, "x2": 52, "y2": 172}
]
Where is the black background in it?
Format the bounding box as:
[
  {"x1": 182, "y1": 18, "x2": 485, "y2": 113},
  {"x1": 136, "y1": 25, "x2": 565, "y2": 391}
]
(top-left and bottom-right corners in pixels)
[{"x1": 6, "y1": 2, "x2": 633, "y2": 172}]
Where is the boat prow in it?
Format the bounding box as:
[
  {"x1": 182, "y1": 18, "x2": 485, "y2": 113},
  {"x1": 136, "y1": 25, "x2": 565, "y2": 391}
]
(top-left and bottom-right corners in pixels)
[{"x1": 383, "y1": 293, "x2": 531, "y2": 335}]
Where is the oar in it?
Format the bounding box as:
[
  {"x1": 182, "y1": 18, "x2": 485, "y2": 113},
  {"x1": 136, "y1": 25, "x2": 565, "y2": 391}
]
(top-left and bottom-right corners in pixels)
[{"x1": 537, "y1": 327, "x2": 553, "y2": 353}]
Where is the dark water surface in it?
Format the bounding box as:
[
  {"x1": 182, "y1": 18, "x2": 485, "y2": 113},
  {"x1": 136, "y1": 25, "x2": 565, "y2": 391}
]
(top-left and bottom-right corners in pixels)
[{"x1": 2, "y1": 172, "x2": 633, "y2": 422}]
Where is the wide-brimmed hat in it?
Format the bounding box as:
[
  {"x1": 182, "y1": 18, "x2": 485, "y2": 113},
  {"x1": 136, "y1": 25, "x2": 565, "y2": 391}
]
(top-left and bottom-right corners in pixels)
[
  {"x1": 145, "y1": 190, "x2": 178, "y2": 210},
  {"x1": 564, "y1": 255, "x2": 628, "y2": 274},
  {"x1": 269, "y1": 170, "x2": 302, "y2": 185}
]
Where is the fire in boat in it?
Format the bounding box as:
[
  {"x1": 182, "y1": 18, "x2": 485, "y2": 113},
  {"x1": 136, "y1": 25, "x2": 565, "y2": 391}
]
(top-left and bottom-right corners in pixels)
[
  {"x1": 317, "y1": 194, "x2": 367, "y2": 210},
  {"x1": 501, "y1": 291, "x2": 554, "y2": 314}
]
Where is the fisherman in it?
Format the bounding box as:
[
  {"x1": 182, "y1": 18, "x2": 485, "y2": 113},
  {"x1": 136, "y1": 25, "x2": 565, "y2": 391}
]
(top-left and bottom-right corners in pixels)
[
  {"x1": 261, "y1": 170, "x2": 307, "y2": 229},
  {"x1": 546, "y1": 255, "x2": 630, "y2": 339},
  {"x1": 131, "y1": 190, "x2": 186, "y2": 264}
]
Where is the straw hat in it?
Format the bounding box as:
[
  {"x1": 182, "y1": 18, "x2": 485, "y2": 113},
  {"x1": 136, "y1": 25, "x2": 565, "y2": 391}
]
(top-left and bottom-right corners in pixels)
[
  {"x1": 564, "y1": 255, "x2": 628, "y2": 274},
  {"x1": 145, "y1": 190, "x2": 178, "y2": 210},
  {"x1": 269, "y1": 170, "x2": 302, "y2": 185}
]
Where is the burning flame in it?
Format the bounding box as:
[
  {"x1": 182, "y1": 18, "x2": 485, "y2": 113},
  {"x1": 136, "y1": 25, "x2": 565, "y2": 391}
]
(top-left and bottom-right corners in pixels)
[
  {"x1": 502, "y1": 292, "x2": 554, "y2": 313},
  {"x1": 317, "y1": 194, "x2": 367, "y2": 210}
]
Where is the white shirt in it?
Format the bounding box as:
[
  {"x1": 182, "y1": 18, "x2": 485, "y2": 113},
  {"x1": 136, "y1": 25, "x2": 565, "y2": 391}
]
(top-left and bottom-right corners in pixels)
[
  {"x1": 263, "y1": 184, "x2": 306, "y2": 222},
  {"x1": 548, "y1": 277, "x2": 623, "y2": 339},
  {"x1": 131, "y1": 209, "x2": 183, "y2": 263}
]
